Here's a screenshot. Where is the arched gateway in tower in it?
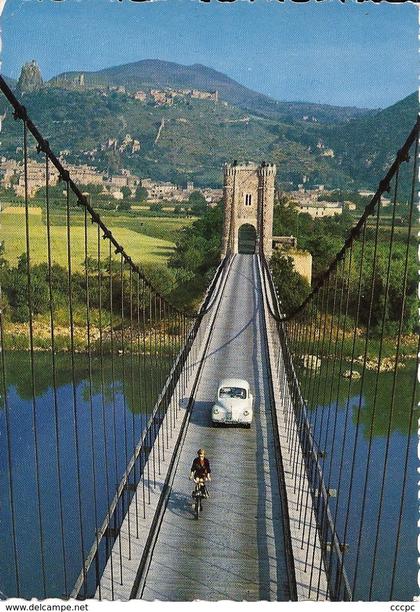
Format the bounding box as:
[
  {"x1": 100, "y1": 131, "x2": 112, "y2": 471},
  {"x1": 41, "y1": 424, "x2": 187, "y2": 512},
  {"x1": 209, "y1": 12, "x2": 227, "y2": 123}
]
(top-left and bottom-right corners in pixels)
[{"x1": 222, "y1": 161, "x2": 276, "y2": 259}]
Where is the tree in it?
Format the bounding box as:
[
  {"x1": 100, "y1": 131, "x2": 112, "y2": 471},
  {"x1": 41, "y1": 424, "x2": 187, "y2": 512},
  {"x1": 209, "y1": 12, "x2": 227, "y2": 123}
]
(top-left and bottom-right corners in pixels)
[
  {"x1": 168, "y1": 204, "x2": 223, "y2": 306},
  {"x1": 188, "y1": 191, "x2": 207, "y2": 215},
  {"x1": 149, "y1": 203, "x2": 163, "y2": 213},
  {"x1": 135, "y1": 186, "x2": 148, "y2": 202},
  {"x1": 347, "y1": 242, "x2": 417, "y2": 333},
  {"x1": 270, "y1": 251, "x2": 310, "y2": 316},
  {"x1": 118, "y1": 199, "x2": 131, "y2": 211},
  {"x1": 35, "y1": 183, "x2": 69, "y2": 202},
  {"x1": 104, "y1": 150, "x2": 121, "y2": 175},
  {"x1": 273, "y1": 199, "x2": 306, "y2": 237},
  {"x1": 170, "y1": 205, "x2": 223, "y2": 273},
  {"x1": 0, "y1": 243, "x2": 9, "y2": 294},
  {"x1": 320, "y1": 208, "x2": 353, "y2": 239},
  {"x1": 303, "y1": 233, "x2": 341, "y2": 280},
  {"x1": 121, "y1": 186, "x2": 131, "y2": 200},
  {"x1": 3, "y1": 254, "x2": 49, "y2": 322}
]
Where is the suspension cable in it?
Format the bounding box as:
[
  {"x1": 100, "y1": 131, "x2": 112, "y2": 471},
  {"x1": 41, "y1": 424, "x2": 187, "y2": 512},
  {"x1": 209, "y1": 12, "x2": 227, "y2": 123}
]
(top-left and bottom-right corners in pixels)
[
  {"x1": 283, "y1": 117, "x2": 419, "y2": 321},
  {"x1": 44, "y1": 153, "x2": 68, "y2": 596},
  {"x1": 0, "y1": 74, "x2": 195, "y2": 319}
]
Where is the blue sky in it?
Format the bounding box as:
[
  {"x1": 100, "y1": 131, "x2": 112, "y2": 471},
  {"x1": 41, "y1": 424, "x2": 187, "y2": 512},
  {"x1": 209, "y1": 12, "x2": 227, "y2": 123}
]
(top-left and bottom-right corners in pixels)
[{"x1": 0, "y1": 0, "x2": 417, "y2": 108}]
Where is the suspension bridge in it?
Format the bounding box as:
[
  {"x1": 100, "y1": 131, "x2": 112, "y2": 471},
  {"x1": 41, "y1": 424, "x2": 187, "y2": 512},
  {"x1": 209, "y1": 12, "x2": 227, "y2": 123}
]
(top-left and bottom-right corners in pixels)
[{"x1": 0, "y1": 75, "x2": 418, "y2": 602}]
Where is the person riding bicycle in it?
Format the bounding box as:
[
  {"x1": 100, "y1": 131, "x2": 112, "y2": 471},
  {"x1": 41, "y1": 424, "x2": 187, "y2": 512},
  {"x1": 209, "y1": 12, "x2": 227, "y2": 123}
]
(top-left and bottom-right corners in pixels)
[{"x1": 190, "y1": 448, "x2": 211, "y2": 498}]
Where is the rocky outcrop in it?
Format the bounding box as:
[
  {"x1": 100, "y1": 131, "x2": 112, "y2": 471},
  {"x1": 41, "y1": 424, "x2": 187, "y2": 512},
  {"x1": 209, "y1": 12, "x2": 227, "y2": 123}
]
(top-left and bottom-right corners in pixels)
[
  {"x1": 302, "y1": 354, "x2": 321, "y2": 370},
  {"x1": 342, "y1": 369, "x2": 361, "y2": 380},
  {"x1": 17, "y1": 60, "x2": 43, "y2": 95},
  {"x1": 353, "y1": 355, "x2": 405, "y2": 373}
]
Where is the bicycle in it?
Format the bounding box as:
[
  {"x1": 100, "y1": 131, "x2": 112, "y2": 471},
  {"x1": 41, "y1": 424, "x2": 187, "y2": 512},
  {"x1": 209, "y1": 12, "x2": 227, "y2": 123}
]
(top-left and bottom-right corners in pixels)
[{"x1": 192, "y1": 477, "x2": 208, "y2": 519}]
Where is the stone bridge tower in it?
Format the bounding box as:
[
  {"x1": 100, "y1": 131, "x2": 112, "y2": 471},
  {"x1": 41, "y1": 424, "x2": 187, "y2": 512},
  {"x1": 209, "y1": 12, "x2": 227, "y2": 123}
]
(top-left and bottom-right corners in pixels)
[{"x1": 222, "y1": 161, "x2": 276, "y2": 259}]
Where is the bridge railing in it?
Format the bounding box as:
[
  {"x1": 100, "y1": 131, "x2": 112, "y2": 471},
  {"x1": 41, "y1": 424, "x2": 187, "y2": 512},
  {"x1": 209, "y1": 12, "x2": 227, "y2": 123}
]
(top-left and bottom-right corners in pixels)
[
  {"x1": 261, "y1": 254, "x2": 352, "y2": 600},
  {"x1": 265, "y1": 119, "x2": 419, "y2": 601},
  {"x1": 0, "y1": 75, "x2": 221, "y2": 599}
]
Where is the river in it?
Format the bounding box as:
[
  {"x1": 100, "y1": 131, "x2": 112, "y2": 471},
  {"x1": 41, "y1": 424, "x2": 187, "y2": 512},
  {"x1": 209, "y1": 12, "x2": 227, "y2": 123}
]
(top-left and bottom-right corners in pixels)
[
  {"x1": 0, "y1": 353, "x2": 416, "y2": 600},
  {"x1": 306, "y1": 361, "x2": 417, "y2": 600}
]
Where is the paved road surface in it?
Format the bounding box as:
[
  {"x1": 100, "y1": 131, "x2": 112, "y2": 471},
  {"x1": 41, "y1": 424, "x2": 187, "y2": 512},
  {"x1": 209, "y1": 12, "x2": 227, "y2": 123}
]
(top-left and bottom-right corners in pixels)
[{"x1": 140, "y1": 255, "x2": 290, "y2": 601}]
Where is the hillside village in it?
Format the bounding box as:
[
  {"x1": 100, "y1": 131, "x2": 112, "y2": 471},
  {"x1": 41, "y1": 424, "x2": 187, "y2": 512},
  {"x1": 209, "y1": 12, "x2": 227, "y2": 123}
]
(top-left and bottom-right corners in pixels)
[
  {"x1": 52, "y1": 69, "x2": 220, "y2": 107},
  {"x1": 0, "y1": 155, "x2": 387, "y2": 217},
  {"x1": 0, "y1": 60, "x2": 413, "y2": 209},
  {"x1": 0, "y1": 156, "x2": 223, "y2": 205}
]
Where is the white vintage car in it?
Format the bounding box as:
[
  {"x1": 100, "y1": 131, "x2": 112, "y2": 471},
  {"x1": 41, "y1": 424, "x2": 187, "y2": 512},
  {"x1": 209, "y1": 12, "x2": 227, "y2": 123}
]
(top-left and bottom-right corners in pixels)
[{"x1": 211, "y1": 378, "x2": 253, "y2": 427}]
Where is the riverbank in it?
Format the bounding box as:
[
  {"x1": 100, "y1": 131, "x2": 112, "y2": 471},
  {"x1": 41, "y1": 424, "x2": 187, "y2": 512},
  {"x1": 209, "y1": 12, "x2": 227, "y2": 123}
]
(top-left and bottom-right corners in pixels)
[
  {"x1": 1, "y1": 319, "x2": 185, "y2": 354},
  {"x1": 2, "y1": 318, "x2": 416, "y2": 366},
  {"x1": 288, "y1": 321, "x2": 417, "y2": 367}
]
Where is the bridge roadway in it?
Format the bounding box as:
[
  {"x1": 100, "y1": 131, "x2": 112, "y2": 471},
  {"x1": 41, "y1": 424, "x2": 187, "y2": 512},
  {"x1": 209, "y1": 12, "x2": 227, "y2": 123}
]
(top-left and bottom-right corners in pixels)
[{"x1": 139, "y1": 255, "x2": 290, "y2": 601}]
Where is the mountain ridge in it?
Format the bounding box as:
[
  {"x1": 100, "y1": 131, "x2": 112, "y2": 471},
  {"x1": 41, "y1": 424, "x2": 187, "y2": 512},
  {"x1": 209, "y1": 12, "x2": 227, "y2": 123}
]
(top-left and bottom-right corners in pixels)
[
  {"x1": 0, "y1": 61, "x2": 416, "y2": 192},
  {"x1": 49, "y1": 58, "x2": 374, "y2": 124}
]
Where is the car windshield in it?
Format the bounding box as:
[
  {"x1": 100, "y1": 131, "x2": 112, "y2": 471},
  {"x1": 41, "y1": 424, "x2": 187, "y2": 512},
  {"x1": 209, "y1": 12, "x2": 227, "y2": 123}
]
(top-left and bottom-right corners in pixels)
[{"x1": 219, "y1": 386, "x2": 247, "y2": 399}]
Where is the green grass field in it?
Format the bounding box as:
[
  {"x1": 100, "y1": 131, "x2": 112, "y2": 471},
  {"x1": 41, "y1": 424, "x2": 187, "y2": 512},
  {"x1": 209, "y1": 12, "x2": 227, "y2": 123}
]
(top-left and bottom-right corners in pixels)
[
  {"x1": 0, "y1": 206, "x2": 182, "y2": 269},
  {"x1": 43, "y1": 209, "x2": 196, "y2": 243},
  {"x1": 105, "y1": 215, "x2": 196, "y2": 242}
]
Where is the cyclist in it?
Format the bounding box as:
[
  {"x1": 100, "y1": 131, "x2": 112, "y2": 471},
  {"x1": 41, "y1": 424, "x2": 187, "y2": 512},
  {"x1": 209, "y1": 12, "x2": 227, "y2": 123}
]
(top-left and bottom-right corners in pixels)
[{"x1": 190, "y1": 448, "x2": 211, "y2": 502}]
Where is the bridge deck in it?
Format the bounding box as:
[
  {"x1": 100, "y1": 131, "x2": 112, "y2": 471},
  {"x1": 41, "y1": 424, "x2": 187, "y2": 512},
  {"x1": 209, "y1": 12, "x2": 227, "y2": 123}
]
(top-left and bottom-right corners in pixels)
[{"x1": 139, "y1": 255, "x2": 290, "y2": 601}]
